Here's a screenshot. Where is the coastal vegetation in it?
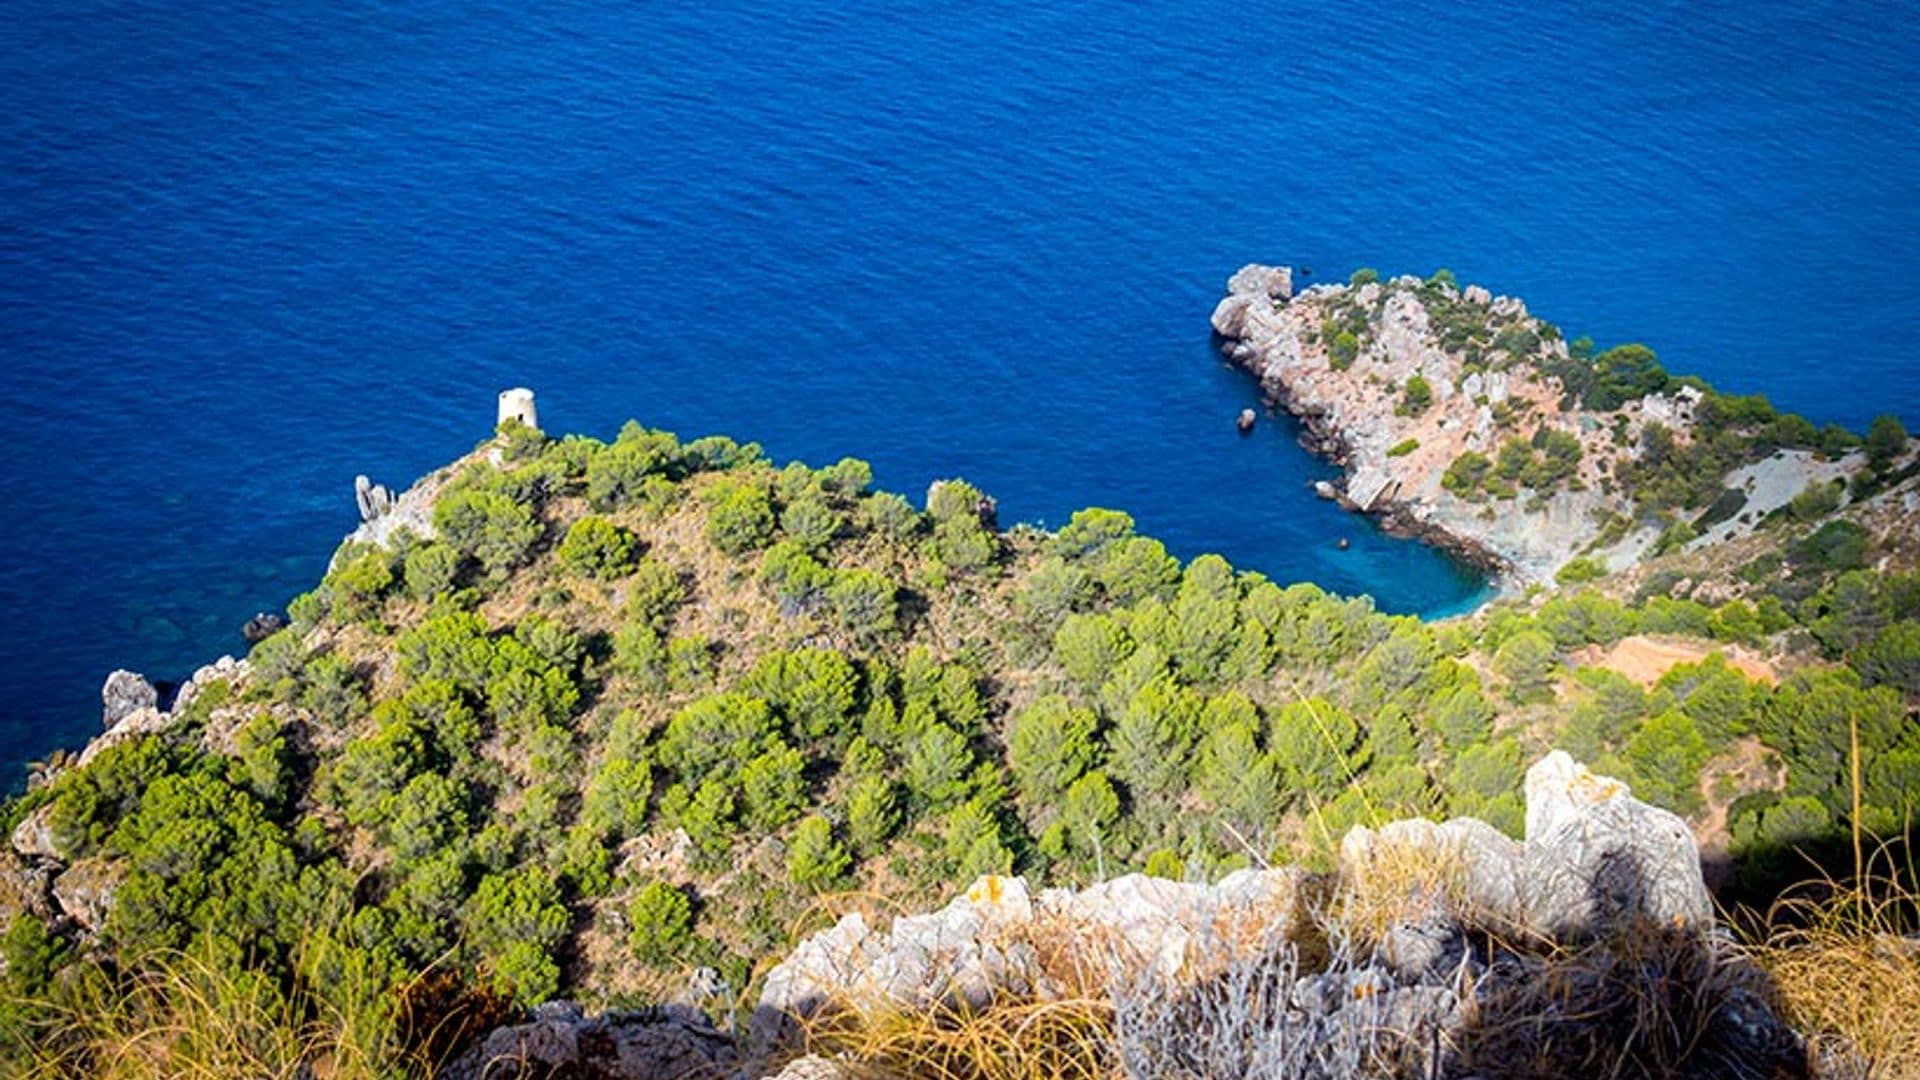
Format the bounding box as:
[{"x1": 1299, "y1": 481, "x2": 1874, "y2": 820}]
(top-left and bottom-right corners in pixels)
[
  {"x1": 0, "y1": 406, "x2": 1914, "y2": 1074},
  {"x1": 8, "y1": 256, "x2": 1920, "y2": 1074}
]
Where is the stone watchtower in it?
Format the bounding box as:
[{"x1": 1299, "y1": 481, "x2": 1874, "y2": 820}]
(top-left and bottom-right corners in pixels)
[{"x1": 498, "y1": 387, "x2": 539, "y2": 432}]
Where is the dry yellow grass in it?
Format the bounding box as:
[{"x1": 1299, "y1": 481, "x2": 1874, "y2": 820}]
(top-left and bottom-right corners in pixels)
[
  {"x1": 0, "y1": 933, "x2": 509, "y2": 1080},
  {"x1": 796, "y1": 996, "x2": 1114, "y2": 1080},
  {"x1": 1748, "y1": 847, "x2": 1920, "y2": 1078},
  {"x1": 3, "y1": 951, "x2": 391, "y2": 1080},
  {"x1": 1334, "y1": 828, "x2": 1473, "y2": 947}
]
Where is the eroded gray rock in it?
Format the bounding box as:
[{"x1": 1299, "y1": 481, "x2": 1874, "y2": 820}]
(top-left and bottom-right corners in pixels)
[
  {"x1": 11, "y1": 804, "x2": 61, "y2": 861},
  {"x1": 754, "y1": 866, "x2": 1315, "y2": 1051},
  {"x1": 102, "y1": 670, "x2": 157, "y2": 728},
  {"x1": 755, "y1": 873, "x2": 1042, "y2": 1043},
  {"x1": 1520, "y1": 750, "x2": 1711, "y2": 938},
  {"x1": 1228, "y1": 263, "x2": 1294, "y2": 302},
  {"x1": 78, "y1": 706, "x2": 176, "y2": 767},
  {"x1": 1340, "y1": 753, "x2": 1709, "y2": 943},
  {"x1": 353, "y1": 474, "x2": 395, "y2": 523},
  {"x1": 0, "y1": 849, "x2": 52, "y2": 935},
  {"x1": 172, "y1": 655, "x2": 247, "y2": 718},
  {"x1": 51, "y1": 857, "x2": 122, "y2": 932},
  {"x1": 439, "y1": 1002, "x2": 736, "y2": 1080}
]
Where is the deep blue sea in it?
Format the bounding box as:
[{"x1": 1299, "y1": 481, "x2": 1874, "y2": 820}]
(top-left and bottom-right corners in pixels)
[{"x1": 2, "y1": 0, "x2": 1916, "y2": 780}]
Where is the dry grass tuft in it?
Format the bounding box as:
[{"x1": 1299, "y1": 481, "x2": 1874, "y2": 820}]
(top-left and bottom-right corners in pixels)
[
  {"x1": 1748, "y1": 843, "x2": 1920, "y2": 1077},
  {"x1": 796, "y1": 996, "x2": 1114, "y2": 1080},
  {"x1": 1334, "y1": 830, "x2": 1474, "y2": 948},
  {"x1": 1452, "y1": 922, "x2": 1799, "y2": 1080},
  {"x1": 4, "y1": 950, "x2": 386, "y2": 1079},
  {"x1": 0, "y1": 936, "x2": 501, "y2": 1080}
]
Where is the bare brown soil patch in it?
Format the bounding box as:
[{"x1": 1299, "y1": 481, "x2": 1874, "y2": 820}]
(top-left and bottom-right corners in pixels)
[{"x1": 1583, "y1": 635, "x2": 1778, "y2": 688}]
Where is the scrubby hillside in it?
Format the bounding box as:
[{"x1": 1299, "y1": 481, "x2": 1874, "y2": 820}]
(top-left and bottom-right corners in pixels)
[{"x1": 1, "y1": 396, "x2": 1916, "y2": 1074}]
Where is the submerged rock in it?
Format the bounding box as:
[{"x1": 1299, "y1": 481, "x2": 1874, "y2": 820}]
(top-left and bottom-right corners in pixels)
[{"x1": 242, "y1": 612, "x2": 287, "y2": 643}]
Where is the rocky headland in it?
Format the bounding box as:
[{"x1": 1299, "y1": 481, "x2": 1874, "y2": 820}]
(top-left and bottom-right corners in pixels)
[{"x1": 1210, "y1": 265, "x2": 1919, "y2": 590}]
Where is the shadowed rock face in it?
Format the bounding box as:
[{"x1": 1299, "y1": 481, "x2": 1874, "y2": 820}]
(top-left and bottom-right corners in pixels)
[
  {"x1": 437, "y1": 1002, "x2": 739, "y2": 1080},
  {"x1": 1519, "y1": 749, "x2": 1711, "y2": 938}
]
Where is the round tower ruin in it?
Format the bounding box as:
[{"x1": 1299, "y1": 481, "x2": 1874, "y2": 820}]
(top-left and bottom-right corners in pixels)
[{"x1": 497, "y1": 387, "x2": 539, "y2": 432}]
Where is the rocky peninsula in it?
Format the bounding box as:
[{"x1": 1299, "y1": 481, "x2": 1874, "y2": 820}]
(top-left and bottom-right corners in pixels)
[{"x1": 1210, "y1": 265, "x2": 1918, "y2": 590}]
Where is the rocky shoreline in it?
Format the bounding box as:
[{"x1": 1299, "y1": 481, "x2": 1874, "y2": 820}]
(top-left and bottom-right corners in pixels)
[{"x1": 1267, "y1": 383, "x2": 1515, "y2": 580}]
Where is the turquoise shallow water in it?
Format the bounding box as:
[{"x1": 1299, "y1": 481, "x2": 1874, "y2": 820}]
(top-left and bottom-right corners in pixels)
[{"x1": 1, "y1": 0, "x2": 1916, "y2": 779}]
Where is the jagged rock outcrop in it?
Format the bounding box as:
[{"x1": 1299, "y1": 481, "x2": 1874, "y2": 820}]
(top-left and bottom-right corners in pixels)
[
  {"x1": 0, "y1": 654, "x2": 264, "y2": 943},
  {"x1": 754, "y1": 866, "x2": 1316, "y2": 1047},
  {"x1": 1520, "y1": 749, "x2": 1711, "y2": 937},
  {"x1": 1340, "y1": 751, "x2": 1712, "y2": 945},
  {"x1": 80, "y1": 704, "x2": 174, "y2": 768},
  {"x1": 341, "y1": 459, "x2": 461, "y2": 554},
  {"x1": 354, "y1": 473, "x2": 396, "y2": 523},
  {"x1": 50, "y1": 857, "x2": 120, "y2": 932},
  {"x1": 173, "y1": 655, "x2": 246, "y2": 715},
  {"x1": 100, "y1": 669, "x2": 157, "y2": 728},
  {"x1": 11, "y1": 804, "x2": 61, "y2": 862}
]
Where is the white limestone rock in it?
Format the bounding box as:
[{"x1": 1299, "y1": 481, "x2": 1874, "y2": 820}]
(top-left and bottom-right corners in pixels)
[
  {"x1": 101, "y1": 669, "x2": 157, "y2": 728},
  {"x1": 1227, "y1": 263, "x2": 1293, "y2": 301},
  {"x1": 172, "y1": 655, "x2": 246, "y2": 717},
  {"x1": 1519, "y1": 751, "x2": 1711, "y2": 938},
  {"x1": 10, "y1": 804, "x2": 60, "y2": 861},
  {"x1": 78, "y1": 706, "x2": 175, "y2": 767},
  {"x1": 353, "y1": 474, "x2": 395, "y2": 523}
]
